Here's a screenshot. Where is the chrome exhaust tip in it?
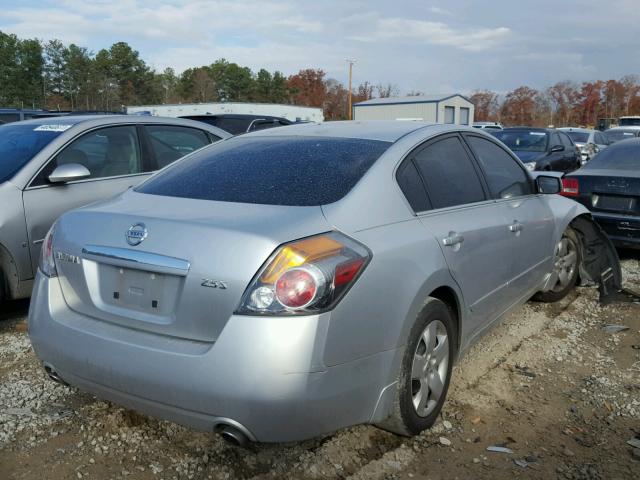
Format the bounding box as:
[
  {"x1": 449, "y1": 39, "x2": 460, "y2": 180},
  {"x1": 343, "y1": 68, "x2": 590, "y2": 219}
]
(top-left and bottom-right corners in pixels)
[
  {"x1": 44, "y1": 364, "x2": 68, "y2": 386},
  {"x1": 219, "y1": 425, "x2": 249, "y2": 447}
]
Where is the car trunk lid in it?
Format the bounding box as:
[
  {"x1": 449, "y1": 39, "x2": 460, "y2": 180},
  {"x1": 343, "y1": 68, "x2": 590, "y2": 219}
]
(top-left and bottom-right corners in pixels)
[
  {"x1": 53, "y1": 191, "x2": 331, "y2": 342},
  {"x1": 570, "y1": 169, "x2": 640, "y2": 214}
]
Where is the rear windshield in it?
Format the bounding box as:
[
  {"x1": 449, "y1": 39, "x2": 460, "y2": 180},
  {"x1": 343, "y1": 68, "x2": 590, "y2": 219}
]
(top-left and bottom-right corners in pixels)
[
  {"x1": 584, "y1": 140, "x2": 640, "y2": 170},
  {"x1": 0, "y1": 123, "x2": 66, "y2": 182},
  {"x1": 605, "y1": 129, "x2": 638, "y2": 143},
  {"x1": 565, "y1": 131, "x2": 589, "y2": 143},
  {"x1": 619, "y1": 118, "x2": 640, "y2": 127},
  {"x1": 136, "y1": 136, "x2": 390, "y2": 206}
]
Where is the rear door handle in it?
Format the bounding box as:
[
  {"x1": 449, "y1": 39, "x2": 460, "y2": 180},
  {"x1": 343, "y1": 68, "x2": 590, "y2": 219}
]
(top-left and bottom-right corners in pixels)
[
  {"x1": 509, "y1": 221, "x2": 523, "y2": 233},
  {"x1": 442, "y1": 232, "x2": 464, "y2": 247}
]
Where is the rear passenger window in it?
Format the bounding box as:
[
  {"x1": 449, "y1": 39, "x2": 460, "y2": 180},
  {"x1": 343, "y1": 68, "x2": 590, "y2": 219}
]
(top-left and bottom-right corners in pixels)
[
  {"x1": 465, "y1": 135, "x2": 532, "y2": 199},
  {"x1": 145, "y1": 125, "x2": 212, "y2": 168},
  {"x1": 413, "y1": 136, "x2": 485, "y2": 209},
  {"x1": 396, "y1": 160, "x2": 430, "y2": 212}
]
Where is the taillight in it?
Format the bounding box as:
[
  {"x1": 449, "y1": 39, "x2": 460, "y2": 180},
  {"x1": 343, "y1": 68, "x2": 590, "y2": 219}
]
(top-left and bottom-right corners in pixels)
[
  {"x1": 40, "y1": 223, "x2": 58, "y2": 277},
  {"x1": 561, "y1": 178, "x2": 579, "y2": 197},
  {"x1": 236, "y1": 232, "x2": 371, "y2": 315}
]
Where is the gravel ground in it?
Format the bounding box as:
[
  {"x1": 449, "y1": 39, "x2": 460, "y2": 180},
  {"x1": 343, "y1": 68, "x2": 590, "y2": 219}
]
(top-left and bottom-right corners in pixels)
[{"x1": 1, "y1": 252, "x2": 639, "y2": 479}]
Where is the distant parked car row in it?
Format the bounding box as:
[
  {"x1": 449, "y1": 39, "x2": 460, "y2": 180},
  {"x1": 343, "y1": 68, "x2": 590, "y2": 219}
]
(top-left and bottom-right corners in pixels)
[
  {"x1": 0, "y1": 108, "x2": 299, "y2": 136},
  {"x1": 491, "y1": 127, "x2": 582, "y2": 172},
  {"x1": 180, "y1": 114, "x2": 294, "y2": 135},
  {"x1": 558, "y1": 127, "x2": 609, "y2": 162},
  {"x1": 605, "y1": 126, "x2": 640, "y2": 144}
]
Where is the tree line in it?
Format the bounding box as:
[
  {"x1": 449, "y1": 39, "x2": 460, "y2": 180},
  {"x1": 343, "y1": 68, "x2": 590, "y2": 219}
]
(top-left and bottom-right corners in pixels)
[
  {"x1": 1, "y1": 30, "x2": 639, "y2": 124},
  {"x1": 471, "y1": 78, "x2": 640, "y2": 128},
  {"x1": 0, "y1": 31, "x2": 381, "y2": 120}
]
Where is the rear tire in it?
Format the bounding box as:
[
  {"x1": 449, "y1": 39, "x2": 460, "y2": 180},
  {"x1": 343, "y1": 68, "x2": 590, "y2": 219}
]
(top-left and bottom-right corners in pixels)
[
  {"x1": 0, "y1": 270, "x2": 5, "y2": 304},
  {"x1": 377, "y1": 298, "x2": 455, "y2": 436},
  {"x1": 533, "y1": 228, "x2": 580, "y2": 303}
]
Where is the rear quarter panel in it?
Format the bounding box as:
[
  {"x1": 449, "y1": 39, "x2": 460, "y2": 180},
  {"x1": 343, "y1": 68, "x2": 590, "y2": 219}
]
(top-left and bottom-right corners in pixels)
[{"x1": 323, "y1": 218, "x2": 463, "y2": 367}]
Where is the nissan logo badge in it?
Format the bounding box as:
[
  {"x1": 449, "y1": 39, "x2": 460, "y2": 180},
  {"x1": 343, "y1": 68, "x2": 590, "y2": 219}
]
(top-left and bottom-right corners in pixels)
[{"x1": 126, "y1": 223, "x2": 148, "y2": 246}]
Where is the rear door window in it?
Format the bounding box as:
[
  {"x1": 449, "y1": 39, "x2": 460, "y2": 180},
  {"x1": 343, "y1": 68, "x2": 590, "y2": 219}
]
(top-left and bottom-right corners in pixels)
[
  {"x1": 464, "y1": 135, "x2": 532, "y2": 199},
  {"x1": 136, "y1": 136, "x2": 390, "y2": 206},
  {"x1": 412, "y1": 135, "x2": 486, "y2": 209},
  {"x1": 145, "y1": 125, "x2": 214, "y2": 168}
]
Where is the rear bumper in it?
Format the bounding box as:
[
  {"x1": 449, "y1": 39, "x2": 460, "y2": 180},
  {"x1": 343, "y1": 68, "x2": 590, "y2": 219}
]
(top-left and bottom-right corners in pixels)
[
  {"x1": 28, "y1": 272, "x2": 400, "y2": 442},
  {"x1": 592, "y1": 212, "x2": 640, "y2": 248}
]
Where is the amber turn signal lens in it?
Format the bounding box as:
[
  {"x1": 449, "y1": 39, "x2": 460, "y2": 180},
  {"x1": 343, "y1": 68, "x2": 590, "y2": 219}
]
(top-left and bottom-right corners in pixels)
[{"x1": 260, "y1": 235, "x2": 343, "y2": 283}]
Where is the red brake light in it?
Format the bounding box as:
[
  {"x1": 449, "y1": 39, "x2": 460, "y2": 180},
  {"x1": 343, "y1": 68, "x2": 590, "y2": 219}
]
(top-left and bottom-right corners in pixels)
[
  {"x1": 561, "y1": 178, "x2": 579, "y2": 197},
  {"x1": 276, "y1": 268, "x2": 321, "y2": 308},
  {"x1": 334, "y1": 258, "x2": 366, "y2": 287}
]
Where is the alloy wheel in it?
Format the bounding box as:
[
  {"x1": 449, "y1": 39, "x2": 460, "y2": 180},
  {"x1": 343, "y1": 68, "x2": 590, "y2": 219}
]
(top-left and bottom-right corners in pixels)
[
  {"x1": 552, "y1": 236, "x2": 578, "y2": 292},
  {"x1": 410, "y1": 319, "x2": 449, "y2": 417}
]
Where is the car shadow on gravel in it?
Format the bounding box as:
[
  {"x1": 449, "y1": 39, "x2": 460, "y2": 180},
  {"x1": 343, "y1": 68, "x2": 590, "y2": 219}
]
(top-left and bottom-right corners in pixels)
[{"x1": 0, "y1": 299, "x2": 29, "y2": 326}]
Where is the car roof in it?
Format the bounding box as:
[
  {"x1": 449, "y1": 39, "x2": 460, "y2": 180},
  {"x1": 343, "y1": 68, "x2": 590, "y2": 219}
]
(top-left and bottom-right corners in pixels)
[
  {"x1": 501, "y1": 126, "x2": 549, "y2": 131},
  {"x1": 558, "y1": 127, "x2": 593, "y2": 133},
  {"x1": 242, "y1": 120, "x2": 452, "y2": 142},
  {"x1": 608, "y1": 126, "x2": 640, "y2": 131},
  {"x1": 607, "y1": 137, "x2": 640, "y2": 146},
  {"x1": 4, "y1": 114, "x2": 234, "y2": 132},
  {"x1": 183, "y1": 113, "x2": 287, "y2": 120},
  {"x1": 4, "y1": 115, "x2": 97, "y2": 127}
]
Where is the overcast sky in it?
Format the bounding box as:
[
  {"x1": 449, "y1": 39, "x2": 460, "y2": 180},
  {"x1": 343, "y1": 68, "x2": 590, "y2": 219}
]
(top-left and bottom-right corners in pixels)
[{"x1": 0, "y1": 0, "x2": 637, "y2": 95}]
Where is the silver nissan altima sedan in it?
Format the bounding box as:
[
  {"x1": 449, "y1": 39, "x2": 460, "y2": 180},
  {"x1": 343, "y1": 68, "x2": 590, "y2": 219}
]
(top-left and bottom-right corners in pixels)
[{"x1": 28, "y1": 121, "x2": 621, "y2": 445}]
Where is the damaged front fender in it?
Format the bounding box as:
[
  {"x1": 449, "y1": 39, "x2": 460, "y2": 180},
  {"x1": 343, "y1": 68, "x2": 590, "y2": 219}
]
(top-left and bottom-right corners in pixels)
[{"x1": 570, "y1": 215, "x2": 638, "y2": 304}]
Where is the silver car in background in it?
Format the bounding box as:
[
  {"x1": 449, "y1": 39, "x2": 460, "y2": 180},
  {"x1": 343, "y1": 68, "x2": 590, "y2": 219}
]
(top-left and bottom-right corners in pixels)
[
  {"x1": 558, "y1": 127, "x2": 609, "y2": 163},
  {"x1": 0, "y1": 116, "x2": 229, "y2": 304},
  {"x1": 28, "y1": 121, "x2": 620, "y2": 444}
]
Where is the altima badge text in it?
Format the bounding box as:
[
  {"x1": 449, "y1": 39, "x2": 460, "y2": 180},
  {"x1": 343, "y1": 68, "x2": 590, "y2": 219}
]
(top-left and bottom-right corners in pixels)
[
  {"x1": 201, "y1": 279, "x2": 228, "y2": 289},
  {"x1": 55, "y1": 251, "x2": 81, "y2": 264},
  {"x1": 126, "y1": 223, "x2": 148, "y2": 246}
]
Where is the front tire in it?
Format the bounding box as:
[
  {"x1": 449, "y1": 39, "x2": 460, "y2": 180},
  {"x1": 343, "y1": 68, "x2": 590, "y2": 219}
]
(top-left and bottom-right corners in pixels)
[
  {"x1": 378, "y1": 298, "x2": 455, "y2": 436},
  {"x1": 533, "y1": 228, "x2": 580, "y2": 303}
]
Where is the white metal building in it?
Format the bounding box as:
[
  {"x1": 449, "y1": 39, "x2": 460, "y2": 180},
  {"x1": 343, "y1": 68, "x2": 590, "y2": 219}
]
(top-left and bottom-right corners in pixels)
[
  {"x1": 126, "y1": 102, "x2": 324, "y2": 123},
  {"x1": 353, "y1": 94, "x2": 474, "y2": 125}
]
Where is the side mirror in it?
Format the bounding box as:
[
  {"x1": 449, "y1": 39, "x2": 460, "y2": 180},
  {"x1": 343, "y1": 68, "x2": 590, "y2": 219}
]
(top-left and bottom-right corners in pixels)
[
  {"x1": 536, "y1": 175, "x2": 562, "y2": 194},
  {"x1": 549, "y1": 145, "x2": 565, "y2": 153},
  {"x1": 48, "y1": 163, "x2": 91, "y2": 184}
]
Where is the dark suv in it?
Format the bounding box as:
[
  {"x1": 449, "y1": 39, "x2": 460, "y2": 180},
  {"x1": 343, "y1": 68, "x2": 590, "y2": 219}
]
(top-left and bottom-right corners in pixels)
[
  {"x1": 180, "y1": 114, "x2": 292, "y2": 135},
  {"x1": 492, "y1": 127, "x2": 582, "y2": 172}
]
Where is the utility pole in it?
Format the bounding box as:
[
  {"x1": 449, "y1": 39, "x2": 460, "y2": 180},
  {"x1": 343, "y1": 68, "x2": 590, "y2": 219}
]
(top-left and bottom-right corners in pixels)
[{"x1": 346, "y1": 59, "x2": 355, "y2": 120}]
